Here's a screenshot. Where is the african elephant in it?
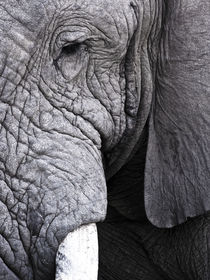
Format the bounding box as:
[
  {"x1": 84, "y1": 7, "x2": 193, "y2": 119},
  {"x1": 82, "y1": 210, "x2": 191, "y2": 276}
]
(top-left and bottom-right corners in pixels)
[{"x1": 0, "y1": 0, "x2": 210, "y2": 279}]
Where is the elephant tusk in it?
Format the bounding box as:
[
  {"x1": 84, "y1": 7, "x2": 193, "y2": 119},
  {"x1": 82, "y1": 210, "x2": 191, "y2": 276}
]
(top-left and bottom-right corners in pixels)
[{"x1": 55, "y1": 223, "x2": 98, "y2": 280}]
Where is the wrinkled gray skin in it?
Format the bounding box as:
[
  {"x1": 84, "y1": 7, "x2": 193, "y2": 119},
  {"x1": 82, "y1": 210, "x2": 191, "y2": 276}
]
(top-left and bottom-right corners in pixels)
[
  {"x1": 1, "y1": 0, "x2": 210, "y2": 279},
  {"x1": 0, "y1": 0, "x2": 141, "y2": 278}
]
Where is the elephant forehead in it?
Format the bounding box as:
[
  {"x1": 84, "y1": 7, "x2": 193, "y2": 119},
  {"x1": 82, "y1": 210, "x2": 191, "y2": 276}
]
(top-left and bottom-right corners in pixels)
[
  {"x1": 0, "y1": 0, "x2": 137, "y2": 43},
  {"x1": 60, "y1": 0, "x2": 137, "y2": 40}
]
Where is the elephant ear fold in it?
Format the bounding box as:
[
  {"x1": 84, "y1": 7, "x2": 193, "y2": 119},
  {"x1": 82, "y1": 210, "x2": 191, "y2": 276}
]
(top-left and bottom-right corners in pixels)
[
  {"x1": 145, "y1": 1, "x2": 210, "y2": 228},
  {"x1": 106, "y1": 0, "x2": 161, "y2": 179}
]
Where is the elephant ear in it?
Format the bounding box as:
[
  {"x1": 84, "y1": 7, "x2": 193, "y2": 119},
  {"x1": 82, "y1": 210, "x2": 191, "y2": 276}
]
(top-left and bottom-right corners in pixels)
[
  {"x1": 145, "y1": 1, "x2": 210, "y2": 228},
  {"x1": 106, "y1": 0, "x2": 161, "y2": 179}
]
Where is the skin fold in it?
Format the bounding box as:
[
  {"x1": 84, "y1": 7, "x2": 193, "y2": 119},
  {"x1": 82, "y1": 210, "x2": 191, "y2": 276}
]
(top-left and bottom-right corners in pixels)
[{"x1": 0, "y1": 0, "x2": 210, "y2": 279}]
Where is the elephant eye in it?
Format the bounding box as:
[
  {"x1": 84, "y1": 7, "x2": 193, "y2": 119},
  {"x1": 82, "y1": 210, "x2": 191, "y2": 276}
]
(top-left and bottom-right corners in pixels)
[
  {"x1": 53, "y1": 41, "x2": 89, "y2": 80},
  {"x1": 62, "y1": 43, "x2": 80, "y2": 55},
  {"x1": 61, "y1": 43, "x2": 88, "y2": 56}
]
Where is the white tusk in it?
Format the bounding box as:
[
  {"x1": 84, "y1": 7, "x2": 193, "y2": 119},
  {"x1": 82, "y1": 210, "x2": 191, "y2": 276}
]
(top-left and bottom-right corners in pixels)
[{"x1": 55, "y1": 223, "x2": 98, "y2": 280}]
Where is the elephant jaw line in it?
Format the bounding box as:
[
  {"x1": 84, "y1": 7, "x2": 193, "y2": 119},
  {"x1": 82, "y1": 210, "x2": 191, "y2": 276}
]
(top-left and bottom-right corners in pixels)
[{"x1": 55, "y1": 223, "x2": 98, "y2": 280}]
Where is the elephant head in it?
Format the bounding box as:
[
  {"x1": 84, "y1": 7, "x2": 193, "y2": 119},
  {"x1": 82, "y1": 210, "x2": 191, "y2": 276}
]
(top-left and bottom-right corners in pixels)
[
  {"x1": 0, "y1": 0, "x2": 155, "y2": 278},
  {"x1": 1, "y1": 0, "x2": 210, "y2": 279}
]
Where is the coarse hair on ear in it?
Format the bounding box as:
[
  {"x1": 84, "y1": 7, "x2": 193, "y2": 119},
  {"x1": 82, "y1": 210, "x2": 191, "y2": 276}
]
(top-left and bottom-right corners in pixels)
[{"x1": 105, "y1": 0, "x2": 162, "y2": 179}]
